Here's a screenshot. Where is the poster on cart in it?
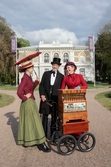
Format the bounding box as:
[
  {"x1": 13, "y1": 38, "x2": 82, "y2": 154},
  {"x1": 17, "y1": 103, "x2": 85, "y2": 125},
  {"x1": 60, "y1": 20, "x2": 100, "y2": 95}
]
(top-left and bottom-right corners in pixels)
[{"x1": 64, "y1": 102, "x2": 86, "y2": 112}]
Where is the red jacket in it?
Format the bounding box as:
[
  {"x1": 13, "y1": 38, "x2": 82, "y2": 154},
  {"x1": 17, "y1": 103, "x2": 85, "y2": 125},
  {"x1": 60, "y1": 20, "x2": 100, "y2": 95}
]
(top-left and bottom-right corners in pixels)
[
  {"x1": 17, "y1": 73, "x2": 39, "y2": 101},
  {"x1": 60, "y1": 73, "x2": 88, "y2": 89}
]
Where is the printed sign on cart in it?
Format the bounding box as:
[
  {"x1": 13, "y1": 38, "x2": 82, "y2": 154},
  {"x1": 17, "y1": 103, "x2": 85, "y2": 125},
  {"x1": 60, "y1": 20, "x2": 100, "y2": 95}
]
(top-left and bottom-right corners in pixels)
[{"x1": 64, "y1": 102, "x2": 86, "y2": 112}]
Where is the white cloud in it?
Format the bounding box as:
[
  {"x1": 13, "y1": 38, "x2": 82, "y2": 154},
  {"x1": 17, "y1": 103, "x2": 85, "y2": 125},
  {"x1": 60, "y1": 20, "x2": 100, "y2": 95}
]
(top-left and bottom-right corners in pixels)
[
  {"x1": 12, "y1": 26, "x2": 79, "y2": 45},
  {"x1": 1, "y1": 0, "x2": 111, "y2": 45},
  {"x1": 78, "y1": 37, "x2": 88, "y2": 45},
  {"x1": 93, "y1": 1, "x2": 111, "y2": 34}
]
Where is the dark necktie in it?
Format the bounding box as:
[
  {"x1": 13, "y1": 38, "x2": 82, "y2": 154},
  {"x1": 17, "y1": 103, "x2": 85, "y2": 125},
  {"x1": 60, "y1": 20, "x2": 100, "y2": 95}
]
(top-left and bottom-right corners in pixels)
[{"x1": 51, "y1": 71, "x2": 55, "y2": 77}]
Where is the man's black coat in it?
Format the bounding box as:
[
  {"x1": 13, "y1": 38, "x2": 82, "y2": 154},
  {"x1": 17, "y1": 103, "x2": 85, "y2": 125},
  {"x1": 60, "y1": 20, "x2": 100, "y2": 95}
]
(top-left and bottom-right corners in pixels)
[{"x1": 39, "y1": 70, "x2": 64, "y2": 114}]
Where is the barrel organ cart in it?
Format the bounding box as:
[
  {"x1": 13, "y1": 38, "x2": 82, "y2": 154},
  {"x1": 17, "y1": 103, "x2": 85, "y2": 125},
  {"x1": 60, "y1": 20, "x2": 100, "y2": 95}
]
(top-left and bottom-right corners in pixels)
[{"x1": 50, "y1": 89, "x2": 96, "y2": 155}]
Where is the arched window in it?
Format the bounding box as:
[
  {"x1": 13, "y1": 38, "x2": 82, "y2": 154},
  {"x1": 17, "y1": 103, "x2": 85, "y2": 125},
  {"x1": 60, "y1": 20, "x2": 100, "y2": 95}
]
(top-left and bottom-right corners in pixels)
[
  {"x1": 63, "y1": 53, "x2": 69, "y2": 62},
  {"x1": 44, "y1": 53, "x2": 49, "y2": 63},
  {"x1": 54, "y1": 53, "x2": 59, "y2": 58},
  {"x1": 79, "y1": 52, "x2": 85, "y2": 63}
]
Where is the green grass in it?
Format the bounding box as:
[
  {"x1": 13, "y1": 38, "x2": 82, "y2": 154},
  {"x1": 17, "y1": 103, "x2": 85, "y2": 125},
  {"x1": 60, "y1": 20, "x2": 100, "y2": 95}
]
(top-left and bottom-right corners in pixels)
[
  {"x1": 0, "y1": 93, "x2": 15, "y2": 107},
  {"x1": 88, "y1": 83, "x2": 110, "y2": 89},
  {"x1": 95, "y1": 91, "x2": 111, "y2": 111},
  {"x1": 0, "y1": 84, "x2": 17, "y2": 90},
  {"x1": 0, "y1": 84, "x2": 111, "y2": 111},
  {"x1": 0, "y1": 84, "x2": 39, "y2": 90},
  {"x1": 0, "y1": 83, "x2": 110, "y2": 90}
]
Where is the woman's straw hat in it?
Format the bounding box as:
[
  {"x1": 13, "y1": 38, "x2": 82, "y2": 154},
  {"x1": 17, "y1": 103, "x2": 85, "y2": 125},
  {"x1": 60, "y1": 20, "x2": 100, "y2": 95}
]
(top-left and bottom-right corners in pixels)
[
  {"x1": 14, "y1": 52, "x2": 41, "y2": 72},
  {"x1": 18, "y1": 61, "x2": 34, "y2": 72}
]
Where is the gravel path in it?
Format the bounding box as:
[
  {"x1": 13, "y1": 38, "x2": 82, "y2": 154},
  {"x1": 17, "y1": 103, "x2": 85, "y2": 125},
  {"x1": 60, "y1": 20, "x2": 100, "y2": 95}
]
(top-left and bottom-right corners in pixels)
[{"x1": 0, "y1": 88, "x2": 111, "y2": 167}]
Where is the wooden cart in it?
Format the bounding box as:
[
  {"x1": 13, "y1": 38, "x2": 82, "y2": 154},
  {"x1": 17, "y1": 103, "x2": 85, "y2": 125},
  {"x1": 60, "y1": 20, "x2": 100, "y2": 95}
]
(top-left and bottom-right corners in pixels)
[
  {"x1": 50, "y1": 89, "x2": 96, "y2": 155},
  {"x1": 58, "y1": 89, "x2": 89, "y2": 134}
]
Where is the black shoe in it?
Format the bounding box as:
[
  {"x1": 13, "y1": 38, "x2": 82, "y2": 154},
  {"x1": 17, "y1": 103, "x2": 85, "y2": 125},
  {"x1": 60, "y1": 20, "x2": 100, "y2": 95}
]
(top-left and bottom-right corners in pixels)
[
  {"x1": 22, "y1": 145, "x2": 28, "y2": 148},
  {"x1": 37, "y1": 143, "x2": 51, "y2": 153}
]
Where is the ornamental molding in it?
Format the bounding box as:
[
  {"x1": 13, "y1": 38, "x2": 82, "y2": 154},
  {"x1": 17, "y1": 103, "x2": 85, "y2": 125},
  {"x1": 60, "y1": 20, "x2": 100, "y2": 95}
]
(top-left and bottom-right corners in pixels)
[{"x1": 39, "y1": 47, "x2": 73, "y2": 51}]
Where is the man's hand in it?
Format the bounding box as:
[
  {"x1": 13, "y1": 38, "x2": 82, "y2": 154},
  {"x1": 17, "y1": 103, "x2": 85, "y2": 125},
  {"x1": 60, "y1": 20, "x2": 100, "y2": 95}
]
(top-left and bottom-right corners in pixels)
[{"x1": 41, "y1": 95, "x2": 46, "y2": 102}]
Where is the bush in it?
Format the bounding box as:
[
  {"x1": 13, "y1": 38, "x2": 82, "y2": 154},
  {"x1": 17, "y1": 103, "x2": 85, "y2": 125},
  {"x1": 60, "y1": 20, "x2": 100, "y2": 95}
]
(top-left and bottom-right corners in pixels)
[
  {"x1": 86, "y1": 81, "x2": 94, "y2": 84},
  {"x1": 107, "y1": 92, "x2": 111, "y2": 98}
]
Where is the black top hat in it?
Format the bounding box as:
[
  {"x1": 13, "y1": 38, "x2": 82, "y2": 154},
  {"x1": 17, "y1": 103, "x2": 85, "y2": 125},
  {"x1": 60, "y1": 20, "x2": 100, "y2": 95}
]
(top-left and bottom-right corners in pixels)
[{"x1": 51, "y1": 57, "x2": 62, "y2": 65}]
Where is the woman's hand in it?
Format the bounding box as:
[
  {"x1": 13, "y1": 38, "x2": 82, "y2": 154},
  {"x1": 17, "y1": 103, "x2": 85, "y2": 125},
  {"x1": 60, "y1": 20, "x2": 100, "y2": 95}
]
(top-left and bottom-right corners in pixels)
[
  {"x1": 25, "y1": 93, "x2": 31, "y2": 99},
  {"x1": 36, "y1": 77, "x2": 40, "y2": 82},
  {"x1": 74, "y1": 86, "x2": 81, "y2": 90}
]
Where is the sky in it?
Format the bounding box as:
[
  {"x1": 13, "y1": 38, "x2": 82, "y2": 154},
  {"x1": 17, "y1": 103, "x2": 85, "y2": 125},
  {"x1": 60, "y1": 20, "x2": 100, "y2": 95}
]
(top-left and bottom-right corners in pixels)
[{"x1": 0, "y1": 0, "x2": 111, "y2": 45}]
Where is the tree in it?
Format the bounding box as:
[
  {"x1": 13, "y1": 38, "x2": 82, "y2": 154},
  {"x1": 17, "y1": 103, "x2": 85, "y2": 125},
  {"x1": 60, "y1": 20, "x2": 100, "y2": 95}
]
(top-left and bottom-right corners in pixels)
[
  {"x1": 0, "y1": 16, "x2": 16, "y2": 84},
  {"x1": 0, "y1": 16, "x2": 31, "y2": 84},
  {"x1": 95, "y1": 21, "x2": 111, "y2": 83},
  {"x1": 17, "y1": 38, "x2": 30, "y2": 48}
]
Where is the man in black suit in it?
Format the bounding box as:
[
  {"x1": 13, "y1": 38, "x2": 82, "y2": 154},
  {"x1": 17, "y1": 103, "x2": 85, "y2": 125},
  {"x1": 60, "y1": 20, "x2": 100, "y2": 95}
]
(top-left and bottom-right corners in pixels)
[{"x1": 39, "y1": 57, "x2": 64, "y2": 138}]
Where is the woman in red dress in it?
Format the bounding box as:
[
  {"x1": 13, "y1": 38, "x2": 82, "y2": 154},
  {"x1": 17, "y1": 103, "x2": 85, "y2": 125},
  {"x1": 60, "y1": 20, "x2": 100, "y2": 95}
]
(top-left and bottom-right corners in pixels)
[
  {"x1": 60, "y1": 62, "x2": 88, "y2": 139},
  {"x1": 61, "y1": 62, "x2": 88, "y2": 89}
]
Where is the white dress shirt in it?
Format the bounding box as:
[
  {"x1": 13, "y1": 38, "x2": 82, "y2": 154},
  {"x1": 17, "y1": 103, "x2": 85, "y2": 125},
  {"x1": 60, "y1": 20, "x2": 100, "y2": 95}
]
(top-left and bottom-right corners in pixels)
[{"x1": 50, "y1": 71, "x2": 57, "y2": 85}]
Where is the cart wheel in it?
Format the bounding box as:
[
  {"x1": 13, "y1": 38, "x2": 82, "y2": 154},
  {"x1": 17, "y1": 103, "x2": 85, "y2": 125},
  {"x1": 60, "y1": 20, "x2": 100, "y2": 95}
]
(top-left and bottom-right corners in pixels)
[
  {"x1": 57, "y1": 135, "x2": 77, "y2": 155},
  {"x1": 77, "y1": 132, "x2": 96, "y2": 152},
  {"x1": 51, "y1": 131, "x2": 62, "y2": 146}
]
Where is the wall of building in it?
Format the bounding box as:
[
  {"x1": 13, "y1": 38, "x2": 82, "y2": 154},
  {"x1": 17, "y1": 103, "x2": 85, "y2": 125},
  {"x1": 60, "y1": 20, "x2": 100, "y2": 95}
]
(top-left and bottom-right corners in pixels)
[{"x1": 17, "y1": 40, "x2": 94, "y2": 83}]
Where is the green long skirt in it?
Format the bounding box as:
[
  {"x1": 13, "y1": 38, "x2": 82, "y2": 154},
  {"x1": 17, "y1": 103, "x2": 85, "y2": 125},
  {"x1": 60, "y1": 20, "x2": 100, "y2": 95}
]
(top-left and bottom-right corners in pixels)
[{"x1": 18, "y1": 98, "x2": 46, "y2": 146}]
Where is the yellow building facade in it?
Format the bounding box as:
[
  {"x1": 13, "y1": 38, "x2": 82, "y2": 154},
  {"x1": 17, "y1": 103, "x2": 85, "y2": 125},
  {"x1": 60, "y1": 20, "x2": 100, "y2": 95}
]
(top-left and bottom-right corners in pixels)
[{"x1": 17, "y1": 40, "x2": 94, "y2": 83}]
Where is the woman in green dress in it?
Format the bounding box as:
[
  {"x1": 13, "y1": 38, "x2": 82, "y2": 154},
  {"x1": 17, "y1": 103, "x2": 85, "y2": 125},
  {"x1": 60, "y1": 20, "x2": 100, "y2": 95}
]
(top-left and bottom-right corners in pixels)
[{"x1": 16, "y1": 58, "x2": 51, "y2": 153}]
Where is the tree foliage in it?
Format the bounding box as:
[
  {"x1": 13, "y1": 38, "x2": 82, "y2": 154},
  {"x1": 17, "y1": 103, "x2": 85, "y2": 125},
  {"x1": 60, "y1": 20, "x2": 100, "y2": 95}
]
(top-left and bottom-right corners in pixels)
[
  {"x1": 0, "y1": 16, "x2": 31, "y2": 84},
  {"x1": 0, "y1": 16, "x2": 16, "y2": 84},
  {"x1": 95, "y1": 21, "x2": 111, "y2": 83},
  {"x1": 17, "y1": 38, "x2": 30, "y2": 48}
]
